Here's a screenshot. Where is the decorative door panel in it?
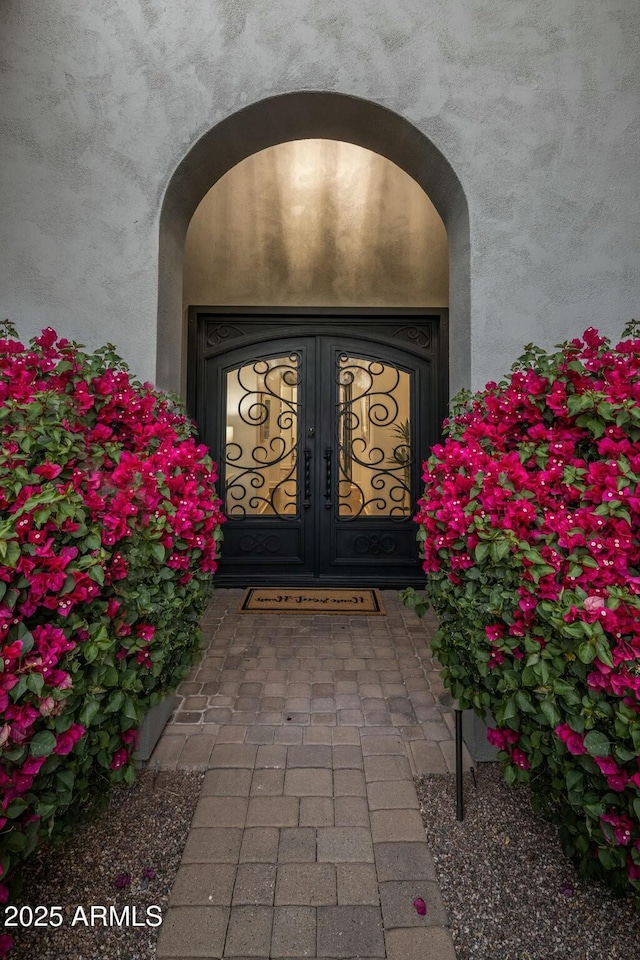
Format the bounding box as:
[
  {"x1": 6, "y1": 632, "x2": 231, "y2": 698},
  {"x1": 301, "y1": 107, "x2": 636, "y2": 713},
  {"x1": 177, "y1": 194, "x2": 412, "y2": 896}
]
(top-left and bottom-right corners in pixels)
[
  {"x1": 203, "y1": 339, "x2": 316, "y2": 579},
  {"x1": 317, "y1": 338, "x2": 430, "y2": 580}
]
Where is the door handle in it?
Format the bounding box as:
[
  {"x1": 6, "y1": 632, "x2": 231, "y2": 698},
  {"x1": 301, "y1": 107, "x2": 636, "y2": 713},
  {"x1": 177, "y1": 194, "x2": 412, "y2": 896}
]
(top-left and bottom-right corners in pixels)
[
  {"x1": 303, "y1": 448, "x2": 312, "y2": 508},
  {"x1": 324, "y1": 448, "x2": 332, "y2": 509}
]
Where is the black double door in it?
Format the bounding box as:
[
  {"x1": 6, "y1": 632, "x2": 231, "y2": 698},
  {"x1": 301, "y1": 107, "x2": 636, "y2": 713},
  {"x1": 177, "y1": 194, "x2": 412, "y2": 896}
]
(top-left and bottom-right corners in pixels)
[{"x1": 190, "y1": 312, "x2": 446, "y2": 586}]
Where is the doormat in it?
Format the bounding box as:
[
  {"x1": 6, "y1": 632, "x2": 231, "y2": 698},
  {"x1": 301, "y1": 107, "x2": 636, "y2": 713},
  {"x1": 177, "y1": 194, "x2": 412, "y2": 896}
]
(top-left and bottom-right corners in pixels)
[{"x1": 239, "y1": 587, "x2": 385, "y2": 615}]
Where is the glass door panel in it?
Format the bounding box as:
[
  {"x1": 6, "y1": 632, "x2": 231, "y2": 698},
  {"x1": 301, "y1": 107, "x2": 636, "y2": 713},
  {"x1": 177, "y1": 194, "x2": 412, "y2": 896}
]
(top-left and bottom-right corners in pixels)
[
  {"x1": 337, "y1": 355, "x2": 413, "y2": 519},
  {"x1": 224, "y1": 354, "x2": 300, "y2": 517}
]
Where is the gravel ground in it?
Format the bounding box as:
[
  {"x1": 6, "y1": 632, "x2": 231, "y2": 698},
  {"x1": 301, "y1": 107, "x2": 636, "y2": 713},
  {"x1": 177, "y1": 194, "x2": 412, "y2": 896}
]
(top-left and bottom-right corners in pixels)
[
  {"x1": 9, "y1": 768, "x2": 203, "y2": 960},
  {"x1": 416, "y1": 764, "x2": 640, "y2": 960}
]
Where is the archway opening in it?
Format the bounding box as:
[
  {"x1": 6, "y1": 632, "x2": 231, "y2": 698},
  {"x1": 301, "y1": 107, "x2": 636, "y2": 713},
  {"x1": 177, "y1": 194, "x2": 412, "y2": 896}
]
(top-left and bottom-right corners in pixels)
[{"x1": 157, "y1": 91, "x2": 470, "y2": 398}]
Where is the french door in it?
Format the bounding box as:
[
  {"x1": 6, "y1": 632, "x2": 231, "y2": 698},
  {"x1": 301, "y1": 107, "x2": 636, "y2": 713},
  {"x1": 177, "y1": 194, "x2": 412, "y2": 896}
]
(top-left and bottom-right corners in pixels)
[{"x1": 188, "y1": 310, "x2": 447, "y2": 586}]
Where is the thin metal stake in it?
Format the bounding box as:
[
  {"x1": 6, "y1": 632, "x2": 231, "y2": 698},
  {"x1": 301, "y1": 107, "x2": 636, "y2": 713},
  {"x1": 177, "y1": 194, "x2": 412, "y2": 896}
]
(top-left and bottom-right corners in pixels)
[{"x1": 455, "y1": 708, "x2": 464, "y2": 821}]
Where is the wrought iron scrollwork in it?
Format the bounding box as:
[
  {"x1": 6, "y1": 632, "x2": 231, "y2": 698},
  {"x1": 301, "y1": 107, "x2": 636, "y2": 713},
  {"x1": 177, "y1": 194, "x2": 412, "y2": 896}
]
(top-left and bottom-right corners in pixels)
[
  {"x1": 336, "y1": 355, "x2": 413, "y2": 521},
  {"x1": 224, "y1": 354, "x2": 300, "y2": 519},
  {"x1": 392, "y1": 325, "x2": 432, "y2": 352},
  {"x1": 238, "y1": 532, "x2": 283, "y2": 554},
  {"x1": 353, "y1": 533, "x2": 398, "y2": 555},
  {"x1": 206, "y1": 323, "x2": 244, "y2": 347}
]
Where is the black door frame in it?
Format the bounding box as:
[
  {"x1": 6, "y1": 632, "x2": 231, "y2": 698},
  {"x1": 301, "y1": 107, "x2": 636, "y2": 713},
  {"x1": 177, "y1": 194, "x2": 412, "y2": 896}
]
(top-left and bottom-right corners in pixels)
[{"x1": 187, "y1": 307, "x2": 449, "y2": 588}]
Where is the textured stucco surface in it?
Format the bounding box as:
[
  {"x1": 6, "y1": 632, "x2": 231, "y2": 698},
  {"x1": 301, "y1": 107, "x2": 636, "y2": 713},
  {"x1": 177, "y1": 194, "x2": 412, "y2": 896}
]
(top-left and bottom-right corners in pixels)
[
  {"x1": 1, "y1": 0, "x2": 638, "y2": 394},
  {"x1": 183, "y1": 140, "x2": 449, "y2": 310}
]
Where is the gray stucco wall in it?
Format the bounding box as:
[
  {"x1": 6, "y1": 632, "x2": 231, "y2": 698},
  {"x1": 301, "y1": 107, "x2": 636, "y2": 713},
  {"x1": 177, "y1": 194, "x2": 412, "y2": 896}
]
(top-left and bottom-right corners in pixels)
[{"x1": 1, "y1": 0, "x2": 638, "y2": 394}]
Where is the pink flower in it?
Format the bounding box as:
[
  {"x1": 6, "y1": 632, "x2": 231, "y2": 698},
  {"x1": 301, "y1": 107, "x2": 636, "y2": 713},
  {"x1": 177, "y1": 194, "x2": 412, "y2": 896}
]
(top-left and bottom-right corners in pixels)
[
  {"x1": 21, "y1": 755, "x2": 47, "y2": 776},
  {"x1": 39, "y1": 696, "x2": 57, "y2": 717},
  {"x1": 110, "y1": 747, "x2": 129, "y2": 770},
  {"x1": 136, "y1": 649, "x2": 152, "y2": 668},
  {"x1": 583, "y1": 595, "x2": 605, "y2": 613},
  {"x1": 106, "y1": 598, "x2": 120, "y2": 618},
  {"x1": 0, "y1": 933, "x2": 14, "y2": 957},
  {"x1": 33, "y1": 327, "x2": 58, "y2": 348},
  {"x1": 627, "y1": 861, "x2": 640, "y2": 881},
  {"x1": 601, "y1": 812, "x2": 634, "y2": 846},
  {"x1": 511, "y1": 747, "x2": 530, "y2": 770},
  {"x1": 606, "y1": 772, "x2": 629, "y2": 792},
  {"x1": 54, "y1": 723, "x2": 85, "y2": 755},
  {"x1": 555, "y1": 724, "x2": 587, "y2": 756},
  {"x1": 594, "y1": 755, "x2": 620, "y2": 777},
  {"x1": 32, "y1": 462, "x2": 63, "y2": 480},
  {"x1": 487, "y1": 727, "x2": 519, "y2": 750}
]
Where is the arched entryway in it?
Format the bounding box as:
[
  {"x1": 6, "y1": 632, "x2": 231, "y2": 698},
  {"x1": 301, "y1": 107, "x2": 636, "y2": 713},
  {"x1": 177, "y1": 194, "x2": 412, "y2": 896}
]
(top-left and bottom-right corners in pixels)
[{"x1": 157, "y1": 92, "x2": 470, "y2": 586}]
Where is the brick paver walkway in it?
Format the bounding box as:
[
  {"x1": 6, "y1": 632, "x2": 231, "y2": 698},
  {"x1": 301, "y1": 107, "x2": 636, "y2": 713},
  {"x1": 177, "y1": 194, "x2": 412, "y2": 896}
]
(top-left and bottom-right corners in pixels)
[{"x1": 152, "y1": 589, "x2": 469, "y2": 959}]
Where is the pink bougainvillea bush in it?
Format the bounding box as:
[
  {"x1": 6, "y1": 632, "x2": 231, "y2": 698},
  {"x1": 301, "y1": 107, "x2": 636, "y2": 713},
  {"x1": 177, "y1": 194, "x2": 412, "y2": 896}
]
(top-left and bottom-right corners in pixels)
[
  {"x1": 403, "y1": 323, "x2": 640, "y2": 901},
  {"x1": 0, "y1": 322, "x2": 223, "y2": 919}
]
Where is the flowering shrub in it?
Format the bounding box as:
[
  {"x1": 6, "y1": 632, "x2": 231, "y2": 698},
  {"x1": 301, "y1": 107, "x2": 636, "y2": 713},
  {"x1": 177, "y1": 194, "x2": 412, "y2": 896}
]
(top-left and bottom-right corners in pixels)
[
  {"x1": 0, "y1": 323, "x2": 223, "y2": 919},
  {"x1": 403, "y1": 323, "x2": 640, "y2": 901}
]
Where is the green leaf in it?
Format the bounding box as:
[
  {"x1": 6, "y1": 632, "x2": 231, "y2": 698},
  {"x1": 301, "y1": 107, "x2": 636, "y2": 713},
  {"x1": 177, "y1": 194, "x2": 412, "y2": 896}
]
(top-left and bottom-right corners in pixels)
[
  {"x1": 501, "y1": 697, "x2": 518, "y2": 721},
  {"x1": 540, "y1": 699, "x2": 561, "y2": 728},
  {"x1": 79, "y1": 698, "x2": 100, "y2": 727},
  {"x1": 490, "y1": 540, "x2": 511, "y2": 562},
  {"x1": 150, "y1": 542, "x2": 166, "y2": 563},
  {"x1": 34, "y1": 801, "x2": 56, "y2": 820},
  {"x1": 5, "y1": 798, "x2": 28, "y2": 819},
  {"x1": 104, "y1": 690, "x2": 124, "y2": 714},
  {"x1": 122, "y1": 697, "x2": 140, "y2": 722},
  {"x1": 29, "y1": 730, "x2": 57, "y2": 757},
  {"x1": 583, "y1": 800, "x2": 605, "y2": 819},
  {"x1": 25, "y1": 672, "x2": 45, "y2": 696},
  {"x1": 474, "y1": 543, "x2": 490, "y2": 562},
  {"x1": 552, "y1": 678, "x2": 576, "y2": 696},
  {"x1": 597, "y1": 845, "x2": 618, "y2": 870},
  {"x1": 594, "y1": 639, "x2": 614, "y2": 667},
  {"x1": 3, "y1": 540, "x2": 21, "y2": 567},
  {"x1": 583, "y1": 730, "x2": 611, "y2": 758},
  {"x1": 88, "y1": 565, "x2": 105, "y2": 585},
  {"x1": 532, "y1": 659, "x2": 550, "y2": 684},
  {"x1": 515, "y1": 690, "x2": 536, "y2": 714},
  {"x1": 3, "y1": 831, "x2": 28, "y2": 853},
  {"x1": 577, "y1": 641, "x2": 596, "y2": 664},
  {"x1": 567, "y1": 393, "x2": 592, "y2": 415},
  {"x1": 613, "y1": 744, "x2": 637, "y2": 763},
  {"x1": 17, "y1": 622, "x2": 34, "y2": 654},
  {"x1": 565, "y1": 768, "x2": 584, "y2": 796},
  {"x1": 84, "y1": 533, "x2": 102, "y2": 551},
  {"x1": 56, "y1": 769, "x2": 75, "y2": 793},
  {"x1": 84, "y1": 643, "x2": 100, "y2": 664}
]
